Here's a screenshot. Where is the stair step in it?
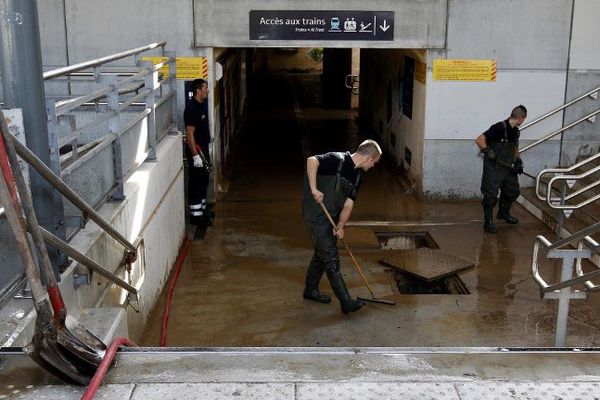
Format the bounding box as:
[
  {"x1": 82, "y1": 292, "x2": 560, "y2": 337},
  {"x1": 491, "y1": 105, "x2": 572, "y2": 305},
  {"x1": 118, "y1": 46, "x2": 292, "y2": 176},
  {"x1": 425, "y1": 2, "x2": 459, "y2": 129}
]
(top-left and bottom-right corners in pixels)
[{"x1": 519, "y1": 188, "x2": 600, "y2": 242}]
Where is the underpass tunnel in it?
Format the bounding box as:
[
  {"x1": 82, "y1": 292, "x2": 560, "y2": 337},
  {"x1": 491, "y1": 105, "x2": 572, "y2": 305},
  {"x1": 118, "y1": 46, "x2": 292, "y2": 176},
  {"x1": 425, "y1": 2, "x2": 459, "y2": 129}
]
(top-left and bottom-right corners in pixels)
[{"x1": 210, "y1": 47, "x2": 427, "y2": 213}]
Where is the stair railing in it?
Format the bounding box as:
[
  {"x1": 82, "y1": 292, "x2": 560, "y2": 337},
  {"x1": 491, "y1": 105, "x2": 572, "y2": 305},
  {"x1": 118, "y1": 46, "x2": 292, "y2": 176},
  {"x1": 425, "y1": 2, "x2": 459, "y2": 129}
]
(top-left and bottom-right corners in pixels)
[
  {"x1": 531, "y1": 221, "x2": 600, "y2": 346},
  {"x1": 519, "y1": 84, "x2": 600, "y2": 156},
  {"x1": 527, "y1": 85, "x2": 600, "y2": 346},
  {"x1": 535, "y1": 152, "x2": 600, "y2": 210}
]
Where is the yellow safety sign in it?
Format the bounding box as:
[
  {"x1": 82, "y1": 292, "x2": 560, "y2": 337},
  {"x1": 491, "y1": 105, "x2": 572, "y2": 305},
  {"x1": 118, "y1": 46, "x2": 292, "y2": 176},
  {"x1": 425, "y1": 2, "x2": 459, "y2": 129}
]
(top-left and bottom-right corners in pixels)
[
  {"x1": 141, "y1": 56, "x2": 208, "y2": 80},
  {"x1": 432, "y1": 59, "x2": 496, "y2": 82}
]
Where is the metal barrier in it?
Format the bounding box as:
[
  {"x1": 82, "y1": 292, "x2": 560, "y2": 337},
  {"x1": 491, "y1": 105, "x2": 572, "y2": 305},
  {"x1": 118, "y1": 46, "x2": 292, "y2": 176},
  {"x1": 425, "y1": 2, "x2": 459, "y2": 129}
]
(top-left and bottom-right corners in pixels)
[
  {"x1": 1, "y1": 43, "x2": 178, "y2": 301},
  {"x1": 42, "y1": 43, "x2": 177, "y2": 240}
]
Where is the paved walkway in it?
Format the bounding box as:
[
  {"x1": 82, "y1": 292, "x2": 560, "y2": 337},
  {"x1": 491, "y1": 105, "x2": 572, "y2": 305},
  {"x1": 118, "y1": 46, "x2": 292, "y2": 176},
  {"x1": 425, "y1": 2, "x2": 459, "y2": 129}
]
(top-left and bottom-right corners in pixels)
[{"x1": 2, "y1": 348, "x2": 600, "y2": 399}]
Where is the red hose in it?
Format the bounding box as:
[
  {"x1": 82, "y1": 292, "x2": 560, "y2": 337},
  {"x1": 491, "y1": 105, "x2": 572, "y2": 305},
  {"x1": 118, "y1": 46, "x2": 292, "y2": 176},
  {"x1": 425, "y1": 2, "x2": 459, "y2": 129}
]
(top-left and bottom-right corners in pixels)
[
  {"x1": 160, "y1": 236, "x2": 191, "y2": 347},
  {"x1": 81, "y1": 237, "x2": 190, "y2": 398},
  {"x1": 81, "y1": 336, "x2": 137, "y2": 400},
  {"x1": 0, "y1": 132, "x2": 19, "y2": 214}
]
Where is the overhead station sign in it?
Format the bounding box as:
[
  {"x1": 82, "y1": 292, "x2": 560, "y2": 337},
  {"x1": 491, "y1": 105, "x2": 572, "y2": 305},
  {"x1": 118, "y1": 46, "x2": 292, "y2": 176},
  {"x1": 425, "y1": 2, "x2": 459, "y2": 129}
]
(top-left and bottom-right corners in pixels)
[
  {"x1": 249, "y1": 10, "x2": 394, "y2": 41},
  {"x1": 433, "y1": 59, "x2": 497, "y2": 82}
]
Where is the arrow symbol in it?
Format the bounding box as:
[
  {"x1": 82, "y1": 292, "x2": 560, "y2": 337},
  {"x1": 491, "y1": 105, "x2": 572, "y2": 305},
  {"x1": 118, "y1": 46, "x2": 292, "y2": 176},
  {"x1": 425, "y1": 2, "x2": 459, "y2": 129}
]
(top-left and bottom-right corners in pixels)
[{"x1": 379, "y1": 20, "x2": 390, "y2": 32}]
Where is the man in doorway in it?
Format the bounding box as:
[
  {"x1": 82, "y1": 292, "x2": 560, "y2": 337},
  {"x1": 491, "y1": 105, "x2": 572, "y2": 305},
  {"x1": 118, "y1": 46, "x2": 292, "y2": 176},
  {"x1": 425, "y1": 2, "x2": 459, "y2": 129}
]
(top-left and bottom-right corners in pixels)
[
  {"x1": 302, "y1": 140, "x2": 382, "y2": 314},
  {"x1": 475, "y1": 105, "x2": 527, "y2": 233},
  {"x1": 184, "y1": 79, "x2": 211, "y2": 226}
]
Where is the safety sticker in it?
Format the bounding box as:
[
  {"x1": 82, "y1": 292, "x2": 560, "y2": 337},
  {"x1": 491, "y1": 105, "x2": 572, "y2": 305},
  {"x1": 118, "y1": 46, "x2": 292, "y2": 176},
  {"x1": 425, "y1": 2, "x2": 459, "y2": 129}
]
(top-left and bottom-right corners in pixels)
[{"x1": 432, "y1": 59, "x2": 496, "y2": 82}]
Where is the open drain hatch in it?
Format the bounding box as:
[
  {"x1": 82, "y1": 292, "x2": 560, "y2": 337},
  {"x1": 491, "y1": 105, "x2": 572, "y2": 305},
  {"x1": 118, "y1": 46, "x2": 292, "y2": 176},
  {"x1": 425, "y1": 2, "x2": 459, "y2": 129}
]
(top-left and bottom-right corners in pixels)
[
  {"x1": 375, "y1": 232, "x2": 473, "y2": 295},
  {"x1": 377, "y1": 231, "x2": 438, "y2": 250}
]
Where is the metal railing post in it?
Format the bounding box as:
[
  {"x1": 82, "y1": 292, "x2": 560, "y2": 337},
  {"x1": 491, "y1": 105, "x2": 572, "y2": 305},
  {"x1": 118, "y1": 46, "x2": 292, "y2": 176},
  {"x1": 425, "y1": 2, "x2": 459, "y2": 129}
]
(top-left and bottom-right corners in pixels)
[
  {"x1": 165, "y1": 51, "x2": 178, "y2": 134},
  {"x1": 102, "y1": 75, "x2": 125, "y2": 200},
  {"x1": 555, "y1": 254, "x2": 578, "y2": 347},
  {"x1": 556, "y1": 181, "x2": 566, "y2": 241},
  {"x1": 45, "y1": 98, "x2": 68, "y2": 273},
  {"x1": 143, "y1": 60, "x2": 158, "y2": 161}
]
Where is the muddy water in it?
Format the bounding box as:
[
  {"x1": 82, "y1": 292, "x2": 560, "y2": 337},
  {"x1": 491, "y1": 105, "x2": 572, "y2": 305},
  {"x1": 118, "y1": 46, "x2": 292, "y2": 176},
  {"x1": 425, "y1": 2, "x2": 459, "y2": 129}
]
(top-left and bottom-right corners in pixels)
[{"x1": 141, "y1": 73, "x2": 600, "y2": 347}]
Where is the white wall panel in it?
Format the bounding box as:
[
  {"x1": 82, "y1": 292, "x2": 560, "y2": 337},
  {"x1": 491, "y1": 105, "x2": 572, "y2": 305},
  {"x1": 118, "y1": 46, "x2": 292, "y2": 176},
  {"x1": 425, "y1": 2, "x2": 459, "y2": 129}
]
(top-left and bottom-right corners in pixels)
[
  {"x1": 569, "y1": 0, "x2": 600, "y2": 70},
  {"x1": 65, "y1": 0, "x2": 195, "y2": 63},
  {"x1": 425, "y1": 70, "x2": 567, "y2": 141},
  {"x1": 446, "y1": 0, "x2": 572, "y2": 70}
]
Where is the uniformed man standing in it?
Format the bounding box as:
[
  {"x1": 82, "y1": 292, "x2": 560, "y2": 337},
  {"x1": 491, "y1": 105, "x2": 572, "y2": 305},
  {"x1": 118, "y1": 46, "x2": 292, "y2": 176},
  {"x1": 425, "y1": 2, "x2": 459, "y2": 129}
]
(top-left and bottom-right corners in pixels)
[
  {"x1": 184, "y1": 79, "x2": 211, "y2": 225},
  {"x1": 475, "y1": 105, "x2": 527, "y2": 233},
  {"x1": 302, "y1": 140, "x2": 381, "y2": 314}
]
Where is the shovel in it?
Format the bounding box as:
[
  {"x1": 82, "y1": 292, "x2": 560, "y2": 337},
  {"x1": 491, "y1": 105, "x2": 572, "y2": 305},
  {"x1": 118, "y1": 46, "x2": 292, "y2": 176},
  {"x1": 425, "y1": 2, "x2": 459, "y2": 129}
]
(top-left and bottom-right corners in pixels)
[
  {"x1": 0, "y1": 149, "x2": 91, "y2": 384},
  {"x1": 319, "y1": 202, "x2": 395, "y2": 306},
  {"x1": 0, "y1": 119, "x2": 105, "y2": 383}
]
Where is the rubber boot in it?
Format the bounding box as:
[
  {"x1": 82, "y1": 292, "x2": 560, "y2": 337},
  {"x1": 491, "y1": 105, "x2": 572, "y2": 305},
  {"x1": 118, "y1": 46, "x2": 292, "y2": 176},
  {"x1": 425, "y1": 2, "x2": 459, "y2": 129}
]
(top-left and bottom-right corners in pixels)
[
  {"x1": 303, "y1": 258, "x2": 331, "y2": 303},
  {"x1": 326, "y1": 270, "x2": 365, "y2": 314},
  {"x1": 497, "y1": 201, "x2": 519, "y2": 224},
  {"x1": 483, "y1": 204, "x2": 498, "y2": 233}
]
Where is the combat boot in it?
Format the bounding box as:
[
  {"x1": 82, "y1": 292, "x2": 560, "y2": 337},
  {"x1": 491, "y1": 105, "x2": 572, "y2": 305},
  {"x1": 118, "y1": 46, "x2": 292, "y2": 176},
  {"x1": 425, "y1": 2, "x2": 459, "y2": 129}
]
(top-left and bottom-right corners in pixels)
[
  {"x1": 483, "y1": 205, "x2": 498, "y2": 233},
  {"x1": 326, "y1": 270, "x2": 365, "y2": 313}
]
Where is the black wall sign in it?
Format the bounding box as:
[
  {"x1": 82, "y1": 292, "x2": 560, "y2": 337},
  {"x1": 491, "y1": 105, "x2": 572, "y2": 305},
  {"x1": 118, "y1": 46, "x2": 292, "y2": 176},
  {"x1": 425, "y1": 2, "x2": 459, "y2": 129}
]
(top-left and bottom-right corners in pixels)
[{"x1": 250, "y1": 10, "x2": 394, "y2": 41}]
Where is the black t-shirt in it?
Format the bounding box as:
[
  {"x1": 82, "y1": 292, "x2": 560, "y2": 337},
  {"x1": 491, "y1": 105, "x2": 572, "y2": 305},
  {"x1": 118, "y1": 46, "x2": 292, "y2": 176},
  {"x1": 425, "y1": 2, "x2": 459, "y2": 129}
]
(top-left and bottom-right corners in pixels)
[
  {"x1": 184, "y1": 98, "x2": 210, "y2": 148},
  {"x1": 483, "y1": 119, "x2": 520, "y2": 144},
  {"x1": 315, "y1": 151, "x2": 362, "y2": 201}
]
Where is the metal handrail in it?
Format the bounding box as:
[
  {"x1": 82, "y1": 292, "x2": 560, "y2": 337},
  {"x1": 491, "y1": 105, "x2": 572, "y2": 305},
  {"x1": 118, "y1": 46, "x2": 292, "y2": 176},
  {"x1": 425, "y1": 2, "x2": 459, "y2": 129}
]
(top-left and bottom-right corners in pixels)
[
  {"x1": 531, "y1": 234, "x2": 597, "y2": 292},
  {"x1": 519, "y1": 84, "x2": 600, "y2": 131},
  {"x1": 575, "y1": 239, "x2": 600, "y2": 291},
  {"x1": 43, "y1": 42, "x2": 166, "y2": 80},
  {"x1": 548, "y1": 220, "x2": 600, "y2": 251},
  {"x1": 535, "y1": 153, "x2": 600, "y2": 201},
  {"x1": 8, "y1": 134, "x2": 137, "y2": 255},
  {"x1": 531, "y1": 235, "x2": 553, "y2": 290},
  {"x1": 547, "y1": 171, "x2": 600, "y2": 210},
  {"x1": 520, "y1": 108, "x2": 600, "y2": 154}
]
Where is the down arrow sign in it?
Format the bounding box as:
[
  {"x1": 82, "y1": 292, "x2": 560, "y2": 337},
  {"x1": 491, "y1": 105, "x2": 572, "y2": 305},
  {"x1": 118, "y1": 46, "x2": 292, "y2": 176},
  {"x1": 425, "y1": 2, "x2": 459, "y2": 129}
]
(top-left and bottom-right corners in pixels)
[{"x1": 379, "y1": 20, "x2": 390, "y2": 32}]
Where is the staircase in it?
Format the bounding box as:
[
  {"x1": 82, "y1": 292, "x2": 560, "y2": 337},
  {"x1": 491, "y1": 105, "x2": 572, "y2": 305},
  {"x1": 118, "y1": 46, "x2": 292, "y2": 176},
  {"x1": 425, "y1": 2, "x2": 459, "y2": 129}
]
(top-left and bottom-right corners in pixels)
[
  {"x1": 519, "y1": 154, "x2": 600, "y2": 249},
  {"x1": 515, "y1": 84, "x2": 600, "y2": 347}
]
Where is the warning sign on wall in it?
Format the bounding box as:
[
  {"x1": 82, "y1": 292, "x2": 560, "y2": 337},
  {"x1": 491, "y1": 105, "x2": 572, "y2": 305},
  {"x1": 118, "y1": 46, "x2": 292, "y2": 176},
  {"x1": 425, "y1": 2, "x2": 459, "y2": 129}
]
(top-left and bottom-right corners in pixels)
[
  {"x1": 432, "y1": 59, "x2": 496, "y2": 82},
  {"x1": 141, "y1": 57, "x2": 208, "y2": 80}
]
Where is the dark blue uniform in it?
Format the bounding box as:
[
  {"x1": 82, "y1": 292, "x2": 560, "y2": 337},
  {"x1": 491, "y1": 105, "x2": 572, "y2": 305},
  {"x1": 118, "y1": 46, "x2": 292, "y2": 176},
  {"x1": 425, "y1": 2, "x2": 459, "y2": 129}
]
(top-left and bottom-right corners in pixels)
[{"x1": 184, "y1": 98, "x2": 210, "y2": 220}]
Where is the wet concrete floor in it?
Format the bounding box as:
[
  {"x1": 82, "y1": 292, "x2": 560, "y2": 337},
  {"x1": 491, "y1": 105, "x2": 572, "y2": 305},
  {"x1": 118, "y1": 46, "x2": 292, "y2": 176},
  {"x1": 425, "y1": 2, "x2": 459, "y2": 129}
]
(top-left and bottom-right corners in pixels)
[{"x1": 141, "y1": 73, "x2": 600, "y2": 348}]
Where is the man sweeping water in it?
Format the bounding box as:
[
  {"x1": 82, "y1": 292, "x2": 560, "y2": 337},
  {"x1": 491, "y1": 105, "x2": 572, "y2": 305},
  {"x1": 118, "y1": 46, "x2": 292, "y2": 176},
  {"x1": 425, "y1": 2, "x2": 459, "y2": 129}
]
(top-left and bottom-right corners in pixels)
[{"x1": 302, "y1": 140, "x2": 382, "y2": 314}]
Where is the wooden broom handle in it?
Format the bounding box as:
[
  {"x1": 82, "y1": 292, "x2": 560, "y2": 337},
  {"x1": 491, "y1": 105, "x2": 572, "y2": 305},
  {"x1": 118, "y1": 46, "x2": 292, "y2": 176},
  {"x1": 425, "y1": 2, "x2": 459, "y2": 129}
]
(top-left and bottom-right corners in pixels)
[{"x1": 318, "y1": 202, "x2": 376, "y2": 296}]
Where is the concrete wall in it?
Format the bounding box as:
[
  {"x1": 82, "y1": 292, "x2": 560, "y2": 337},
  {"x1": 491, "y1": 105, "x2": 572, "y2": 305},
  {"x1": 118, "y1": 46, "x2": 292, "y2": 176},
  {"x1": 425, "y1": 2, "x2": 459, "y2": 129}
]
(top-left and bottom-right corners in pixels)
[
  {"x1": 254, "y1": 48, "x2": 323, "y2": 73},
  {"x1": 360, "y1": 49, "x2": 426, "y2": 188},
  {"x1": 36, "y1": 0, "x2": 201, "y2": 131},
  {"x1": 1, "y1": 134, "x2": 185, "y2": 345},
  {"x1": 194, "y1": 0, "x2": 447, "y2": 49},
  {"x1": 561, "y1": 0, "x2": 600, "y2": 164},
  {"x1": 421, "y1": 0, "x2": 575, "y2": 199}
]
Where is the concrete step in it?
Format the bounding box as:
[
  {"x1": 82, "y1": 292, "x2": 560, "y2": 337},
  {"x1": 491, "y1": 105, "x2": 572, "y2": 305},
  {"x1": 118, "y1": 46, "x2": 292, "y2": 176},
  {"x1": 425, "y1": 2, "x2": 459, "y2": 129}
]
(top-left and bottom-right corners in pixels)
[
  {"x1": 78, "y1": 307, "x2": 128, "y2": 346},
  {"x1": 519, "y1": 187, "x2": 599, "y2": 239}
]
